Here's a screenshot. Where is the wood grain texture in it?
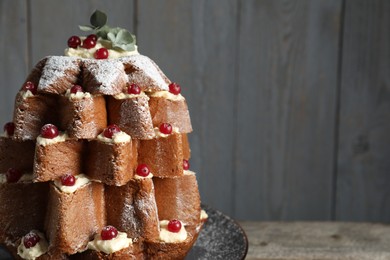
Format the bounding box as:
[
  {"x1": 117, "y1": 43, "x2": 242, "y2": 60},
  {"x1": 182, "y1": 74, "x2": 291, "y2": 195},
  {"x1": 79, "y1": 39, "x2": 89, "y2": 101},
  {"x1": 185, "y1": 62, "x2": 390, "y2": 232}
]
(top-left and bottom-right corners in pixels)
[
  {"x1": 137, "y1": 0, "x2": 239, "y2": 215},
  {"x1": 0, "y1": 0, "x2": 28, "y2": 124},
  {"x1": 234, "y1": 0, "x2": 342, "y2": 220},
  {"x1": 336, "y1": 0, "x2": 390, "y2": 221},
  {"x1": 29, "y1": 0, "x2": 134, "y2": 65},
  {"x1": 240, "y1": 221, "x2": 390, "y2": 259}
]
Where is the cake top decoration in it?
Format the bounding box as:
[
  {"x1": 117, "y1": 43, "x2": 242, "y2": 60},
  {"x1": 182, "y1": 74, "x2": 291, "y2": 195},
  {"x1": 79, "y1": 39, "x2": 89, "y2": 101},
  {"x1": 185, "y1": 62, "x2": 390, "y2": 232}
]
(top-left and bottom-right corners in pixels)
[{"x1": 65, "y1": 10, "x2": 138, "y2": 59}]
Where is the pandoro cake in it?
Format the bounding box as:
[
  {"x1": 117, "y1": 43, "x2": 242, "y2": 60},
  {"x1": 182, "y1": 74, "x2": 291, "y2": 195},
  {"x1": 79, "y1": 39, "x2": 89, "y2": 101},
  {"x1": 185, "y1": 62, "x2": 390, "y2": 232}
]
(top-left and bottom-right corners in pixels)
[{"x1": 0, "y1": 10, "x2": 207, "y2": 259}]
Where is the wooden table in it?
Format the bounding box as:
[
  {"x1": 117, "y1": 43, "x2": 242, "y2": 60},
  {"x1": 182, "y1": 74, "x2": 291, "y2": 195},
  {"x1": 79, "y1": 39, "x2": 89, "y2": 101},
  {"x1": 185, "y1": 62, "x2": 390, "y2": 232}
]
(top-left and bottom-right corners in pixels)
[{"x1": 239, "y1": 222, "x2": 390, "y2": 260}]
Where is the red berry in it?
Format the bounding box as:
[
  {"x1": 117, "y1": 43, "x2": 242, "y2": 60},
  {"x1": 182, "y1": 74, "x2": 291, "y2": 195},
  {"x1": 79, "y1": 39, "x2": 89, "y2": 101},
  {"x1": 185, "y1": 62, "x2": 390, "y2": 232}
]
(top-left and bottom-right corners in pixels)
[
  {"x1": 87, "y1": 34, "x2": 98, "y2": 42},
  {"x1": 6, "y1": 168, "x2": 22, "y2": 183},
  {"x1": 23, "y1": 232, "x2": 41, "y2": 249},
  {"x1": 159, "y1": 123, "x2": 172, "y2": 135},
  {"x1": 82, "y1": 37, "x2": 96, "y2": 49},
  {"x1": 61, "y1": 174, "x2": 76, "y2": 186},
  {"x1": 24, "y1": 81, "x2": 37, "y2": 95},
  {"x1": 127, "y1": 83, "x2": 141, "y2": 95},
  {"x1": 136, "y1": 164, "x2": 150, "y2": 177},
  {"x1": 183, "y1": 159, "x2": 190, "y2": 170},
  {"x1": 70, "y1": 85, "x2": 83, "y2": 94},
  {"x1": 167, "y1": 219, "x2": 182, "y2": 233},
  {"x1": 168, "y1": 83, "x2": 181, "y2": 95},
  {"x1": 40, "y1": 124, "x2": 59, "y2": 139},
  {"x1": 4, "y1": 122, "x2": 15, "y2": 136},
  {"x1": 101, "y1": 226, "x2": 118, "y2": 240},
  {"x1": 94, "y1": 48, "x2": 109, "y2": 59},
  {"x1": 103, "y1": 124, "x2": 121, "y2": 139},
  {"x1": 67, "y1": 36, "x2": 81, "y2": 48}
]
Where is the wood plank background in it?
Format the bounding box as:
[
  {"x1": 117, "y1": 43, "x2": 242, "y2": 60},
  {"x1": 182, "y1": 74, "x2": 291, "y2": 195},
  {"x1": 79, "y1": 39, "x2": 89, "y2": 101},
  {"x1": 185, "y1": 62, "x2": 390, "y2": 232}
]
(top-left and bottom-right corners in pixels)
[{"x1": 0, "y1": 0, "x2": 389, "y2": 221}]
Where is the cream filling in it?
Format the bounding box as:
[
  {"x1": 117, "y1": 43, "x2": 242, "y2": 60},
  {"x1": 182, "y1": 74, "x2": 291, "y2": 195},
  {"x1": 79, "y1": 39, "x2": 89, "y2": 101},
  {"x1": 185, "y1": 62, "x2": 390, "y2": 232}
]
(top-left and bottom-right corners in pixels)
[
  {"x1": 184, "y1": 170, "x2": 195, "y2": 176},
  {"x1": 200, "y1": 210, "x2": 208, "y2": 220},
  {"x1": 17, "y1": 231, "x2": 48, "y2": 260},
  {"x1": 65, "y1": 89, "x2": 92, "y2": 100},
  {"x1": 22, "y1": 90, "x2": 34, "y2": 99},
  {"x1": 0, "y1": 132, "x2": 9, "y2": 138},
  {"x1": 153, "y1": 127, "x2": 180, "y2": 138},
  {"x1": 159, "y1": 220, "x2": 187, "y2": 243},
  {"x1": 65, "y1": 38, "x2": 139, "y2": 59},
  {"x1": 36, "y1": 133, "x2": 67, "y2": 146},
  {"x1": 114, "y1": 91, "x2": 148, "y2": 100},
  {"x1": 97, "y1": 131, "x2": 131, "y2": 143},
  {"x1": 0, "y1": 173, "x2": 33, "y2": 184},
  {"x1": 0, "y1": 174, "x2": 6, "y2": 183},
  {"x1": 53, "y1": 174, "x2": 90, "y2": 193},
  {"x1": 134, "y1": 172, "x2": 154, "y2": 180},
  {"x1": 87, "y1": 231, "x2": 132, "y2": 254},
  {"x1": 149, "y1": 91, "x2": 184, "y2": 101}
]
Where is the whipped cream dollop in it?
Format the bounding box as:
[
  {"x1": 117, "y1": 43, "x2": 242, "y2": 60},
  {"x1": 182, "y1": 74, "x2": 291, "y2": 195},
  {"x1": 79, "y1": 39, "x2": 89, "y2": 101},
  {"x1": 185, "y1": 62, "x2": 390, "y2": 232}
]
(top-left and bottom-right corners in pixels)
[
  {"x1": 65, "y1": 89, "x2": 92, "y2": 100},
  {"x1": 200, "y1": 210, "x2": 208, "y2": 220},
  {"x1": 54, "y1": 174, "x2": 90, "y2": 193},
  {"x1": 97, "y1": 131, "x2": 131, "y2": 143},
  {"x1": 149, "y1": 91, "x2": 185, "y2": 101},
  {"x1": 159, "y1": 220, "x2": 187, "y2": 243},
  {"x1": 114, "y1": 91, "x2": 148, "y2": 100},
  {"x1": 17, "y1": 231, "x2": 48, "y2": 260},
  {"x1": 22, "y1": 90, "x2": 34, "y2": 100},
  {"x1": 153, "y1": 126, "x2": 180, "y2": 138},
  {"x1": 183, "y1": 170, "x2": 195, "y2": 176},
  {"x1": 134, "y1": 172, "x2": 154, "y2": 180},
  {"x1": 65, "y1": 38, "x2": 139, "y2": 59},
  {"x1": 36, "y1": 133, "x2": 68, "y2": 146},
  {"x1": 87, "y1": 231, "x2": 132, "y2": 254}
]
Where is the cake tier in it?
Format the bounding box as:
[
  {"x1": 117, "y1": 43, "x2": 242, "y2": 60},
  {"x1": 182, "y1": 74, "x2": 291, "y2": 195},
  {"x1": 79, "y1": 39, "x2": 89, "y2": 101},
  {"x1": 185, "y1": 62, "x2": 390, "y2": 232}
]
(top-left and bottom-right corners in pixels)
[
  {"x1": 12, "y1": 54, "x2": 191, "y2": 141},
  {"x1": 0, "y1": 173, "x2": 205, "y2": 259},
  {"x1": 27, "y1": 55, "x2": 170, "y2": 95}
]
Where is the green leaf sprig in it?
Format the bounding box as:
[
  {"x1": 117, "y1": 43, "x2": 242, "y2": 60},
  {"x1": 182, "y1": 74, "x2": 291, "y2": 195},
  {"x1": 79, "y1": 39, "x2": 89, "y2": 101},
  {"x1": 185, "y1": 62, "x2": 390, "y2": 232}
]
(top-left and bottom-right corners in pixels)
[{"x1": 79, "y1": 10, "x2": 136, "y2": 52}]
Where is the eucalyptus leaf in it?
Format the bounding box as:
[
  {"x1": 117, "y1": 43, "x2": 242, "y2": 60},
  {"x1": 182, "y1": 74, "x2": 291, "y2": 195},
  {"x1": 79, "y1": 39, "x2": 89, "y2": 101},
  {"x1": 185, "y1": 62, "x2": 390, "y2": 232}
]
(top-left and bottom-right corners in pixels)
[
  {"x1": 107, "y1": 31, "x2": 117, "y2": 43},
  {"x1": 79, "y1": 25, "x2": 95, "y2": 31},
  {"x1": 96, "y1": 25, "x2": 111, "y2": 39},
  {"x1": 90, "y1": 10, "x2": 107, "y2": 28},
  {"x1": 78, "y1": 10, "x2": 137, "y2": 52},
  {"x1": 112, "y1": 42, "x2": 136, "y2": 52},
  {"x1": 115, "y1": 29, "x2": 135, "y2": 44},
  {"x1": 106, "y1": 27, "x2": 136, "y2": 51}
]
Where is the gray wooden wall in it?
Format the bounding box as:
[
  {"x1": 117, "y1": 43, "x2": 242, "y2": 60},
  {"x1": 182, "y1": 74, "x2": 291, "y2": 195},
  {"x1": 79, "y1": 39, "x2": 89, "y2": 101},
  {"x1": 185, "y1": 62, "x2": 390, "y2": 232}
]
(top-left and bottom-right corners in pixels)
[{"x1": 0, "y1": 0, "x2": 389, "y2": 221}]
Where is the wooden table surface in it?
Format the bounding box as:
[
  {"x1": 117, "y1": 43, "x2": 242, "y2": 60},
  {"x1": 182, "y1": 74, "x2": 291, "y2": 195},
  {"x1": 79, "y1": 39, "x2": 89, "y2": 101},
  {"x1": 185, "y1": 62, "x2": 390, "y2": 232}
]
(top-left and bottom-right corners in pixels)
[{"x1": 239, "y1": 222, "x2": 390, "y2": 260}]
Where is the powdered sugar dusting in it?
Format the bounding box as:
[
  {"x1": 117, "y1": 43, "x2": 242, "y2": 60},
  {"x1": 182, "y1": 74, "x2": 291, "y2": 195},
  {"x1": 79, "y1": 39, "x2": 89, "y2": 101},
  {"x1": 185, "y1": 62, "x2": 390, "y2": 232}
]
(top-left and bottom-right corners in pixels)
[
  {"x1": 38, "y1": 56, "x2": 80, "y2": 93},
  {"x1": 108, "y1": 95, "x2": 155, "y2": 139},
  {"x1": 30, "y1": 55, "x2": 171, "y2": 95},
  {"x1": 119, "y1": 196, "x2": 138, "y2": 231},
  {"x1": 83, "y1": 59, "x2": 127, "y2": 95},
  {"x1": 136, "y1": 191, "x2": 157, "y2": 214},
  {"x1": 120, "y1": 55, "x2": 171, "y2": 91}
]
